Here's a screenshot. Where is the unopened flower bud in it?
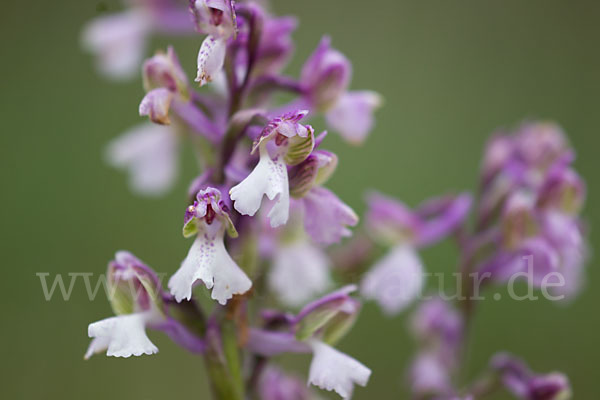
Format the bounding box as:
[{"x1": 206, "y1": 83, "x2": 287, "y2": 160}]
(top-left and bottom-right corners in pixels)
[{"x1": 301, "y1": 37, "x2": 351, "y2": 111}]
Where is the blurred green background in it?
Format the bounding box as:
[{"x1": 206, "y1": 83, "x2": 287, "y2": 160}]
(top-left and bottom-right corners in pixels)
[{"x1": 2, "y1": 0, "x2": 598, "y2": 398}]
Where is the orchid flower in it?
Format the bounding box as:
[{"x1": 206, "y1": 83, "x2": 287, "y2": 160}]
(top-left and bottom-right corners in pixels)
[
  {"x1": 301, "y1": 37, "x2": 382, "y2": 144},
  {"x1": 230, "y1": 110, "x2": 314, "y2": 227},
  {"x1": 85, "y1": 251, "x2": 204, "y2": 359},
  {"x1": 247, "y1": 286, "x2": 371, "y2": 399},
  {"x1": 169, "y1": 187, "x2": 251, "y2": 304},
  {"x1": 361, "y1": 192, "x2": 472, "y2": 315}
]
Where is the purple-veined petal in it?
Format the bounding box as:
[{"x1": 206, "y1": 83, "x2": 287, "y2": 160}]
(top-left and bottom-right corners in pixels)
[
  {"x1": 252, "y1": 110, "x2": 309, "y2": 150},
  {"x1": 196, "y1": 35, "x2": 227, "y2": 86},
  {"x1": 302, "y1": 187, "x2": 358, "y2": 245},
  {"x1": 189, "y1": 0, "x2": 237, "y2": 38}
]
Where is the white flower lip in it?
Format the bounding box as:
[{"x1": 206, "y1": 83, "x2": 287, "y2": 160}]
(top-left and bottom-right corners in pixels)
[
  {"x1": 85, "y1": 312, "x2": 159, "y2": 359},
  {"x1": 230, "y1": 144, "x2": 290, "y2": 228},
  {"x1": 308, "y1": 340, "x2": 371, "y2": 399},
  {"x1": 168, "y1": 220, "x2": 251, "y2": 305}
]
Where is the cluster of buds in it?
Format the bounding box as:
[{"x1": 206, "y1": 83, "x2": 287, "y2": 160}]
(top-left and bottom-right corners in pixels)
[
  {"x1": 475, "y1": 122, "x2": 587, "y2": 299},
  {"x1": 82, "y1": 1, "x2": 587, "y2": 399}
]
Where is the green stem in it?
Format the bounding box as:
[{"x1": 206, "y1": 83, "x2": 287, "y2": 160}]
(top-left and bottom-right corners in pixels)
[
  {"x1": 204, "y1": 355, "x2": 243, "y2": 400},
  {"x1": 222, "y1": 318, "x2": 245, "y2": 396},
  {"x1": 204, "y1": 316, "x2": 245, "y2": 400}
]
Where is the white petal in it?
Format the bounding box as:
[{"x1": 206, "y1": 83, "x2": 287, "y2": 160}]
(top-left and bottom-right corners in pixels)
[
  {"x1": 210, "y1": 237, "x2": 253, "y2": 305},
  {"x1": 84, "y1": 336, "x2": 110, "y2": 360},
  {"x1": 308, "y1": 341, "x2": 371, "y2": 399},
  {"x1": 360, "y1": 245, "x2": 424, "y2": 315},
  {"x1": 81, "y1": 10, "x2": 151, "y2": 80},
  {"x1": 269, "y1": 241, "x2": 330, "y2": 307},
  {"x1": 230, "y1": 144, "x2": 289, "y2": 227},
  {"x1": 105, "y1": 123, "x2": 178, "y2": 196},
  {"x1": 168, "y1": 223, "x2": 251, "y2": 304},
  {"x1": 196, "y1": 35, "x2": 227, "y2": 86},
  {"x1": 86, "y1": 312, "x2": 158, "y2": 358},
  {"x1": 168, "y1": 234, "x2": 213, "y2": 302}
]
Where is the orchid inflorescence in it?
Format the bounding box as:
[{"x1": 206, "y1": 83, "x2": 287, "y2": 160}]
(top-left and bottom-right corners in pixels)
[{"x1": 82, "y1": 1, "x2": 586, "y2": 399}]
